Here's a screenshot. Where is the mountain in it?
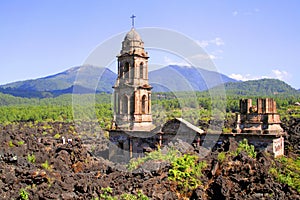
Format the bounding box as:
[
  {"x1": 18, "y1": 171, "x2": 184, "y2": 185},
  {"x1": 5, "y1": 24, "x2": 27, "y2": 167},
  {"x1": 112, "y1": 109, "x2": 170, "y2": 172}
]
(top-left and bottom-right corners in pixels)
[
  {"x1": 0, "y1": 65, "x2": 236, "y2": 98},
  {"x1": 149, "y1": 65, "x2": 237, "y2": 92},
  {"x1": 222, "y1": 78, "x2": 299, "y2": 96},
  {"x1": 0, "y1": 66, "x2": 117, "y2": 98},
  {"x1": 3, "y1": 65, "x2": 297, "y2": 98}
]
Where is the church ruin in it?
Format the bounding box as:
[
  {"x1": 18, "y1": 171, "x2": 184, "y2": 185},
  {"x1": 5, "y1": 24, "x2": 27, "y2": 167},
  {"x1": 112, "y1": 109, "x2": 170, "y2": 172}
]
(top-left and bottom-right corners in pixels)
[{"x1": 108, "y1": 18, "x2": 286, "y2": 161}]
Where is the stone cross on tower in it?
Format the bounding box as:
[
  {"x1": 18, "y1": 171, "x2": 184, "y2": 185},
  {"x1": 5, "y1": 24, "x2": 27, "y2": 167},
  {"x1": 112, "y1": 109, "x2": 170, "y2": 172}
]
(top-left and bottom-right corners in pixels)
[{"x1": 130, "y1": 14, "x2": 136, "y2": 27}]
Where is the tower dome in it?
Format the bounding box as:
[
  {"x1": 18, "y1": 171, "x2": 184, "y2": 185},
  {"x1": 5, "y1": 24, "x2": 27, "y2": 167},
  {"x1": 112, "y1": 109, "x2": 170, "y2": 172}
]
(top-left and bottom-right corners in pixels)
[
  {"x1": 121, "y1": 28, "x2": 145, "y2": 54},
  {"x1": 124, "y1": 28, "x2": 142, "y2": 41}
]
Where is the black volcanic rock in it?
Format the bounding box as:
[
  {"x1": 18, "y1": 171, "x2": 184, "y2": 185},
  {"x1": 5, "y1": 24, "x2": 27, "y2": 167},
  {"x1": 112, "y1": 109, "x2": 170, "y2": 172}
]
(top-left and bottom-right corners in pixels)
[{"x1": 0, "y1": 122, "x2": 299, "y2": 199}]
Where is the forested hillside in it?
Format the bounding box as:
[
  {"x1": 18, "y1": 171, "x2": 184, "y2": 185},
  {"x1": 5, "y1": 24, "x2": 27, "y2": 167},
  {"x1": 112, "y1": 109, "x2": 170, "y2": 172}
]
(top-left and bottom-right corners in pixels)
[
  {"x1": 0, "y1": 66, "x2": 116, "y2": 98},
  {"x1": 223, "y1": 78, "x2": 299, "y2": 96},
  {"x1": 1, "y1": 89, "x2": 299, "y2": 131}
]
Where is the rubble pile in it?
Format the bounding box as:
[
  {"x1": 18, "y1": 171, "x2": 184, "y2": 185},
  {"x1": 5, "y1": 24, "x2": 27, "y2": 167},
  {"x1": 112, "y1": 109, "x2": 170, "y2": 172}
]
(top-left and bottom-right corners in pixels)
[{"x1": 0, "y1": 122, "x2": 299, "y2": 199}]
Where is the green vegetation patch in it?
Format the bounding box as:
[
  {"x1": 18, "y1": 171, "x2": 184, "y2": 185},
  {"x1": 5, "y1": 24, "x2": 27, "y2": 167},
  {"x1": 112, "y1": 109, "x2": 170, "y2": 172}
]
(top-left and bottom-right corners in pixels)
[
  {"x1": 233, "y1": 139, "x2": 257, "y2": 159},
  {"x1": 168, "y1": 154, "x2": 207, "y2": 194},
  {"x1": 217, "y1": 151, "x2": 226, "y2": 163},
  {"x1": 8, "y1": 140, "x2": 14, "y2": 147},
  {"x1": 19, "y1": 188, "x2": 29, "y2": 200},
  {"x1": 92, "y1": 187, "x2": 149, "y2": 200},
  {"x1": 41, "y1": 160, "x2": 52, "y2": 170},
  {"x1": 17, "y1": 140, "x2": 25, "y2": 146},
  {"x1": 27, "y1": 153, "x2": 36, "y2": 163},
  {"x1": 269, "y1": 156, "x2": 300, "y2": 193},
  {"x1": 127, "y1": 146, "x2": 180, "y2": 170}
]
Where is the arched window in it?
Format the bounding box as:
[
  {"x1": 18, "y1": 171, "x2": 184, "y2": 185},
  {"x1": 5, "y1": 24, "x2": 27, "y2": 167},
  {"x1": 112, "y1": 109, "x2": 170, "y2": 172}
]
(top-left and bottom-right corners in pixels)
[
  {"x1": 140, "y1": 62, "x2": 144, "y2": 79},
  {"x1": 118, "y1": 64, "x2": 122, "y2": 78},
  {"x1": 122, "y1": 95, "x2": 128, "y2": 114},
  {"x1": 141, "y1": 95, "x2": 147, "y2": 114},
  {"x1": 115, "y1": 93, "x2": 119, "y2": 114},
  {"x1": 130, "y1": 95, "x2": 134, "y2": 114},
  {"x1": 124, "y1": 62, "x2": 129, "y2": 79}
]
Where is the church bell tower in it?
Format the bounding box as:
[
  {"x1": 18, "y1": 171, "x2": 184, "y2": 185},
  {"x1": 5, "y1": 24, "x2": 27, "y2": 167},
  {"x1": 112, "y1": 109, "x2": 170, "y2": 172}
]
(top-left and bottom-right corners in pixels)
[{"x1": 113, "y1": 18, "x2": 153, "y2": 131}]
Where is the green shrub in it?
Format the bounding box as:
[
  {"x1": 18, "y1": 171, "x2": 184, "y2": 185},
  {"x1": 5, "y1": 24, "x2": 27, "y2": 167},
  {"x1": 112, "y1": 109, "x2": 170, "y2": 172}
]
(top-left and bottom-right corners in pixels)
[
  {"x1": 41, "y1": 160, "x2": 51, "y2": 170},
  {"x1": 17, "y1": 140, "x2": 25, "y2": 146},
  {"x1": 53, "y1": 133, "x2": 61, "y2": 139},
  {"x1": 96, "y1": 187, "x2": 149, "y2": 200},
  {"x1": 127, "y1": 146, "x2": 179, "y2": 170},
  {"x1": 120, "y1": 191, "x2": 149, "y2": 200},
  {"x1": 222, "y1": 127, "x2": 232, "y2": 133},
  {"x1": 234, "y1": 139, "x2": 257, "y2": 159},
  {"x1": 19, "y1": 188, "x2": 29, "y2": 200},
  {"x1": 100, "y1": 187, "x2": 117, "y2": 200},
  {"x1": 168, "y1": 154, "x2": 207, "y2": 194},
  {"x1": 217, "y1": 152, "x2": 226, "y2": 163},
  {"x1": 27, "y1": 153, "x2": 36, "y2": 163},
  {"x1": 8, "y1": 140, "x2": 14, "y2": 147}
]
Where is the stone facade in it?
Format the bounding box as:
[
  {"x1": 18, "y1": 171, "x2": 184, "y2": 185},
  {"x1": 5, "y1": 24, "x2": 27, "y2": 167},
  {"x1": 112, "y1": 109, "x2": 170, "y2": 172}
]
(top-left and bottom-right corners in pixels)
[
  {"x1": 112, "y1": 28, "x2": 153, "y2": 131},
  {"x1": 109, "y1": 130, "x2": 159, "y2": 162},
  {"x1": 235, "y1": 98, "x2": 283, "y2": 134}
]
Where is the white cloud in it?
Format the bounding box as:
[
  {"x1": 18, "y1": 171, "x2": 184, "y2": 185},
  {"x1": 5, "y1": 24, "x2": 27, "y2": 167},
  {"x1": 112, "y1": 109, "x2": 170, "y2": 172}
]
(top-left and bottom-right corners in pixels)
[
  {"x1": 163, "y1": 56, "x2": 191, "y2": 66},
  {"x1": 213, "y1": 37, "x2": 225, "y2": 46},
  {"x1": 209, "y1": 54, "x2": 217, "y2": 60},
  {"x1": 229, "y1": 73, "x2": 252, "y2": 81},
  {"x1": 229, "y1": 69, "x2": 291, "y2": 82},
  {"x1": 254, "y1": 8, "x2": 260, "y2": 12},
  {"x1": 194, "y1": 38, "x2": 224, "y2": 61},
  {"x1": 196, "y1": 37, "x2": 225, "y2": 48},
  {"x1": 232, "y1": 11, "x2": 238, "y2": 17},
  {"x1": 232, "y1": 8, "x2": 260, "y2": 16},
  {"x1": 196, "y1": 40, "x2": 209, "y2": 48},
  {"x1": 189, "y1": 53, "x2": 219, "y2": 61},
  {"x1": 271, "y1": 69, "x2": 289, "y2": 80}
]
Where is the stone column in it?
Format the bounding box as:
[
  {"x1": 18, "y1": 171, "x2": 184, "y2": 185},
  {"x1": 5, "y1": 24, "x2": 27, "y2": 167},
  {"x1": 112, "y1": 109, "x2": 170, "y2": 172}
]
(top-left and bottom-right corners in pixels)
[
  {"x1": 257, "y1": 98, "x2": 263, "y2": 114},
  {"x1": 159, "y1": 134, "x2": 162, "y2": 147},
  {"x1": 148, "y1": 93, "x2": 151, "y2": 114}
]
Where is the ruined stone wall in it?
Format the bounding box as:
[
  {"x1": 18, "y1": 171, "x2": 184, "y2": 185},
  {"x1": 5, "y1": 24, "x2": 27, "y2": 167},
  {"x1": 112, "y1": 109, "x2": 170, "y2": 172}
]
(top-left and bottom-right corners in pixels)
[
  {"x1": 240, "y1": 99, "x2": 252, "y2": 114},
  {"x1": 236, "y1": 98, "x2": 283, "y2": 134}
]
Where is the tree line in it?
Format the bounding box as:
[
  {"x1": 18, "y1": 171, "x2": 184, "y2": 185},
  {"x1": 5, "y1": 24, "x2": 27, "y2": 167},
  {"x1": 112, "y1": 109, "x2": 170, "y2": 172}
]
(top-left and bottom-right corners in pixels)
[{"x1": 0, "y1": 91, "x2": 299, "y2": 128}]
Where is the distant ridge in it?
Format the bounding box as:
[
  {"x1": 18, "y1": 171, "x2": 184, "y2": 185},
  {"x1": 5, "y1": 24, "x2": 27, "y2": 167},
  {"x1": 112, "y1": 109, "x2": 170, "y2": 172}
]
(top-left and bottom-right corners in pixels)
[
  {"x1": 0, "y1": 66, "x2": 116, "y2": 98},
  {"x1": 149, "y1": 65, "x2": 237, "y2": 92},
  {"x1": 0, "y1": 65, "x2": 237, "y2": 98},
  {"x1": 223, "y1": 78, "x2": 299, "y2": 96},
  {"x1": 0, "y1": 65, "x2": 298, "y2": 98}
]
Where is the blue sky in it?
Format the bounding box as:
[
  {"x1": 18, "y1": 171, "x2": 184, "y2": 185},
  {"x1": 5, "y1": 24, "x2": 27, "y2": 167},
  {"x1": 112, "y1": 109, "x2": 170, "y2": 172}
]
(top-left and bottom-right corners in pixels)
[{"x1": 1, "y1": 0, "x2": 300, "y2": 88}]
